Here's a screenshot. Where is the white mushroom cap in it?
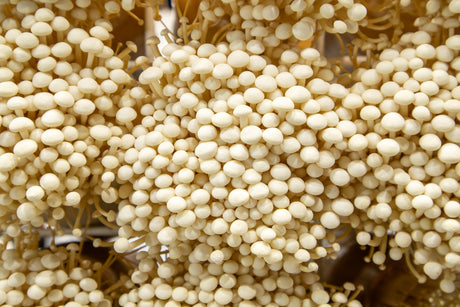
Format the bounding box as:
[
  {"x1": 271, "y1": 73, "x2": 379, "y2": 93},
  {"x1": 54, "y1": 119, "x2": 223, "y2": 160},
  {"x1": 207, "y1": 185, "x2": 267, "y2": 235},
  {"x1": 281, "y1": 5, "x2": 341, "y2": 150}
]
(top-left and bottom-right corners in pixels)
[
  {"x1": 438, "y1": 143, "x2": 460, "y2": 164},
  {"x1": 9, "y1": 117, "x2": 35, "y2": 132},
  {"x1": 0, "y1": 153, "x2": 17, "y2": 172},
  {"x1": 67, "y1": 28, "x2": 89, "y2": 44},
  {"x1": 15, "y1": 32, "x2": 39, "y2": 49},
  {"x1": 80, "y1": 37, "x2": 104, "y2": 53},
  {"x1": 0, "y1": 81, "x2": 19, "y2": 97}
]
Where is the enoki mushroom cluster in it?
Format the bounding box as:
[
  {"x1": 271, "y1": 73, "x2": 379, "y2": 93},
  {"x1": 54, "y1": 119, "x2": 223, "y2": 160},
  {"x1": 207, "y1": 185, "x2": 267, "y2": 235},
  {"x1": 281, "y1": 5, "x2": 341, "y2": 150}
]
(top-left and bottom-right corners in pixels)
[
  {"x1": 119, "y1": 246, "x2": 363, "y2": 307},
  {"x1": 0, "y1": 232, "x2": 131, "y2": 307},
  {"x1": 0, "y1": 0, "x2": 459, "y2": 306},
  {"x1": 0, "y1": 0, "x2": 137, "y2": 237}
]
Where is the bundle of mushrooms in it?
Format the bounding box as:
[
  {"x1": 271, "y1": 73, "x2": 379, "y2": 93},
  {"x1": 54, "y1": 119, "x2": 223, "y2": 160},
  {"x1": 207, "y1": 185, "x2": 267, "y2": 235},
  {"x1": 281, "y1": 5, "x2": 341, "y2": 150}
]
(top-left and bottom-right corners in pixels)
[{"x1": 0, "y1": 0, "x2": 459, "y2": 306}]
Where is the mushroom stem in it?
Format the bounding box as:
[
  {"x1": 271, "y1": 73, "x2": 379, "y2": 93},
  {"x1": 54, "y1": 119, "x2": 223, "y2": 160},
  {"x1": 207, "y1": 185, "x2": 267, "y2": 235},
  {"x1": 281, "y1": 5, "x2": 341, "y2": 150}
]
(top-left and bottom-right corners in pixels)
[
  {"x1": 57, "y1": 30, "x2": 64, "y2": 42},
  {"x1": 365, "y1": 22, "x2": 394, "y2": 31},
  {"x1": 62, "y1": 207, "x2": 76, "y2": 230},
  {"x1": 94, "y1": 198, "x2": 109, "y2": 217},
  {"x1": 323, "y1": 283, "x2": 343, "y2": 291},
  {"x1": 67, "y1": 243, "x2": 80, "y2": 272},
  {"x1": 367, "y1": 13, "x2": 392, "y2": 25},
  {"x1": 379, "y1": 233, "x2": 388, "y2": 254},
  {"x1": 153, "y1": 4, "x2": 161, "y2": 20},
  {"x1": 91, "y1": 237, "x2": 114, "y2": 248},
  {"x1": 211, "y1": 22, "x2": 234, "y2": 44},
  {"x1": 334, "y1": 33, "x2": 346, "y2": 55},
  {"x1": 72, "y1": 202, "x2": 87, "y2": 237},
  {"x1": 107, "y1": 144, "x2": 119, "y2": 155},
  {"x1": 93, "y1": 211, "x2": 119, "y2": 230},
  {"x1": 125, "y1": 9, "x2": 144, "y2": 26},
  {"x1": 364, "y1": 245, "x2": 375, "y2": 263},
  {"x1": 400, "y1": 105, "x2": 408, "y2": 117},
  {"x1": 319, "y1": 20, "x2": 335, "y2": 34},
  {"x1": 149, "y1": 81, "x2": 165, "y2": 99},
  {"x1": 348, "y1": 285, "x2": 364, "y2": 301},
  {"x1": 239, "y1": 116, "x2": 248, "y2": 128},
  {"x1": 19, "y1": 131, "x2": 29, "y2": 139},
  {"x1": 146, "y1": 37, "x2": 162, "y2": 58},
  {"x1": 95, "y1": 251, "x2": 119, "y2": 283},
  {"x1": 228, "y1": 0, "x2": 238, "y2": 13},
  {"x1": 75, "y1": 46, "x2": 82, "y2": 64},
  {"x1": 127, "y1": 236, "x2": 147, "y2": 251},
  {"x1": 39, "y1": 36, "x2": 47, "y2": 45},
  {"x1": 118, "y1": 43, "x2": 137, "y2": 60},
  {"x1": 201, "y1": 19, "x2": 210, "y2": 43},
  {"x1": 14, "y1": 236, "x2": 24, "y2": 257},
  {"x1": 335, "y1": 225, "x2": 352, "y2": 241},
  {"x1": 68, "y1": 166, "x2": 78, "y2": 177},
  {"x1": 405, "y1": 251, "x2": 427, "y2": 283},
  {"x1": 179, "y1": 17, "x2": 189, "y2": 44},
  {"x1": 103, "y1": 277, "x2": 126, "y2": 294},
  {"x1": 86, "y1": 53, "x2": 95, "y2": 67},
  {"x1": 182, "y1": 0, "x2": 193, "y2": 17},
  {"x1": 366, "y1": 49, "x2": 372, "y2": 67}
]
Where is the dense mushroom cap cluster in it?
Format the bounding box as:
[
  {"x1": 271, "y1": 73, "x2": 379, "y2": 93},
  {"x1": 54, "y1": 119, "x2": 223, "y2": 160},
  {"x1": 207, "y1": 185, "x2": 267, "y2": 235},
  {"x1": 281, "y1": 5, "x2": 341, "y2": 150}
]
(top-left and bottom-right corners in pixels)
[
  {"x1": 0, "y1": 0, "x2": 137, "y2": 237},
  {"x1": 109, "y1": 0, "x2": 460, "y2": 300},
  {"x1": 0, "y1": 0, "x2": 459, "y2": 306},
  {"x1": 119, "y1": 247, "x2": 363, "y2": 307},
  {"x1": 347, "y1": 33, "x2": 460, "y2": 291},
  {"x1": 111, "y1": 41, "x2": 346, "y2": 275},
  {"x1": 0, "y1": 233, "x2": 130, "y2": 307},
  {"x1": 177, "y1": 0, "x2": 369, "y2": 51}
]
